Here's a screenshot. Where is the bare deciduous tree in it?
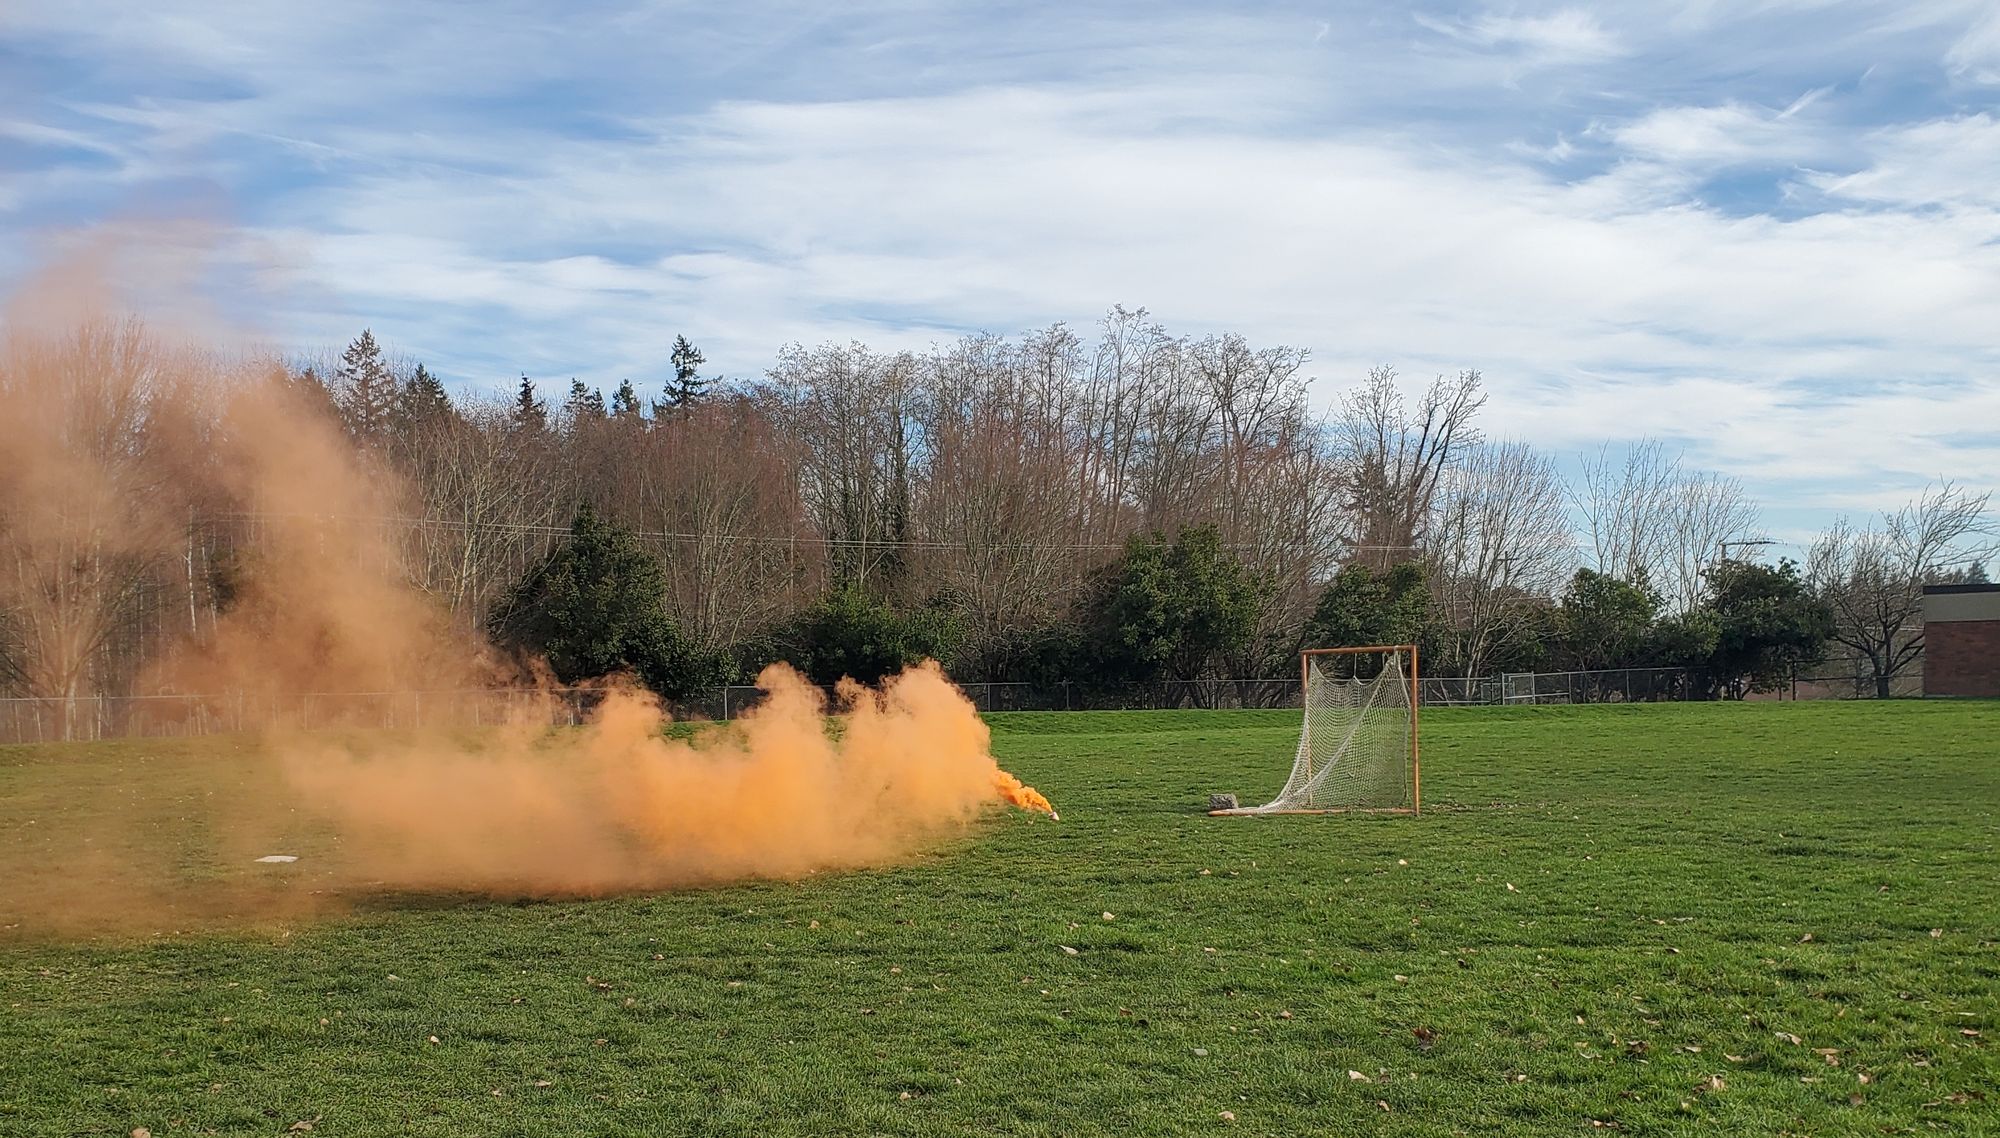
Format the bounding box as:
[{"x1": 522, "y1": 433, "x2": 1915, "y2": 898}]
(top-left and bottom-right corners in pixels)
[
  {"x1": 636, "y1": 396, "x2": 811, "y2": 652},
  {"x1": 29, "y1": 309, "x2": 1949, "y2": 713},
  {"x1": 1426, "y1": 441, "x2": 1575, "y2": 677},
  {"x1": 1663, "y1": 470, "x2": 1761, "y2": 612},
  {"x1": 0, "y1": 322, "x2": 213, "y2": 721},
  {"x1": 1575, "y1": 440, "x2": 1760, "y2": 611},
  {"x1": 399, "y1": 400, "x2": 571, "y2": 624},
  {"x1": 1071, "y1": 307, "x2": 1175, "y2": 544},
  {"x1": 1337, "y1": 367, "x2": 1485, "y2": 572},
  {"x1": 1220, "y1": 407, "x2": 1347, "y2": 701},
  {"x1": 1189, "y1": 333, "x2": 1311, "y2": 539},
  {"x1": 768, "y1": 342, "x2": 916, "y2": 595},
  {"x1": 1808, "y1": 481, "x2": 1995, "y2": 698},
  {"x1": 913, "y1": 330, "x2": 1092, "y2": 676}
]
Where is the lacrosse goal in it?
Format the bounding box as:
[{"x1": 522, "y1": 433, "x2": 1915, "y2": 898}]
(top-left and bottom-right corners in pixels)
[{"x1": 1211, "y1": 645, "x2": 1420, "y2": 815}]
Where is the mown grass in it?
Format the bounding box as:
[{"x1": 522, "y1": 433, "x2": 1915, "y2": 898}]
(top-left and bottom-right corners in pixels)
[{"x1": 2, "y1": 700, "x2": 1997, "y2": 1136}]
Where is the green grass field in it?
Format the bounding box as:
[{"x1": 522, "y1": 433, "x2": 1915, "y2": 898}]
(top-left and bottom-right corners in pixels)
[{"x1": 3, "y1": 701, "x2": 1997, "y2": 1136}]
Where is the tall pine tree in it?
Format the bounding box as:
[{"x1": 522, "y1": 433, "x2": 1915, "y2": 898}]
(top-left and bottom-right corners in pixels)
[
  {"x1": 654, "y1": 334, "x2": 709, "y2": 416},
  {"x1": 335, "y1": 329, "x2": 399, "y2": 441},
  {"x1": 287, "y1": 364, "x2": 342, "y2": 422},
  {"x1": 565, "y1": 379, "x2": 607, "y2": 425},
  {"x1": 512, "y1": 375, "x2": 549, "y2": 434},
  {"x1": 610, "y1": 378, "x2": 643, "y2": 420},
  {"x1": 400, "y1": 362, "x2": 454, "y2": 435}
]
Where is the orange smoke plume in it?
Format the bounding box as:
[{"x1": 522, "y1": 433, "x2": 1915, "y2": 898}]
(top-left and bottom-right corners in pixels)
[
  {"x1": 0, "y1": 236, "x2": 1057, "y2": 936},
  {"x1": 993, "y1": 769, "x2": 1058, "y2": 820},
  {"x1": 279, "y1": 661, "x2": 1055, "y2": 896}
]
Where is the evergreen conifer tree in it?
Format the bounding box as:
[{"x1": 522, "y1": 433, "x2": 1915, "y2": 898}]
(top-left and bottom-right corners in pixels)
[
  {"x1": 655, "y1": 335, "x2": 709, "y2": 415},
  {"x1": 335, "y1": 329, "x2": 399, "y2": 441},
  {"x1": 512, "y1": 375, "x2": 549, "y2": 434},
  {"x1": 489, "y1": 505, "x2": 716, "y2": 695},
  {"x1": 400, "y1": 362, "x2": 454, "y2": 434},
  {"x1": 610, "y1": 378, "x2": 643, "y2": 419},
  {"x1": 565, "y1": 379, "x2": 607, "y2": 424}
]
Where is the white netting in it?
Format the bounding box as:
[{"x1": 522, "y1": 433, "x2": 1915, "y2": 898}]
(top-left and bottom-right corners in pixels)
[{"x1": 1250, "y1": 650, "x2": 1414, "y2": 812}]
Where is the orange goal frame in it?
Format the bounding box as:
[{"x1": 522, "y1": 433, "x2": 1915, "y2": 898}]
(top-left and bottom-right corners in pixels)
[{"x1": 1209, "y1": 644, "x2": 1421, "y2": 816}]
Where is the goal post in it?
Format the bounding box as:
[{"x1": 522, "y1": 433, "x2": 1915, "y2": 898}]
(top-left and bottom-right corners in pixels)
[{"x1": 1211, "y1": 644, "x2": 1420, "y2": 816}]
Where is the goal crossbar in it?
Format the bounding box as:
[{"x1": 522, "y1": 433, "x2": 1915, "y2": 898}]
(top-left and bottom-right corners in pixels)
[{"x1": 1210, "y1": 643, "x2": 1421, "y2": 816}]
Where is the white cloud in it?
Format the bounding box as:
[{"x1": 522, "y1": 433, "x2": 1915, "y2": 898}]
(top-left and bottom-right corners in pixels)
[
  {"x1": 1417, "y1": 8, "x2": 1624, "y2": 64},
  {"x1": 0, "y1": 118, "x2": 130, "y2": 160},
  {"x1": 2, "y1": 0, "x2": 1998, "y2": 525},
  {"x1": 220, "y1": 80, "x2": 1997, "y2": 517},
  {"x1": 1812, "y1": 113, "x2": 2000, "y2": 208},
  {"x1": 1944, "y1": 7, "x2": 2000, "y2": 82},
  {"x1": 1607, "y1": 96, "x2": 1834, "y2": 171}
]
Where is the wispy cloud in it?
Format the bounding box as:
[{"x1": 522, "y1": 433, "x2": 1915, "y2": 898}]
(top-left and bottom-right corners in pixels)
[
  {"x1": 0, "y1": 0, "x2": 1996, "y2": 524},
  {"x1": 1809, "y1": 113, "x2": 2000, "y2": 207},
  {"x1": 1606, "y1": 93, "x2": 1835, "y2": 171},
  {"x1": 1416, "y1": 8, "x2": 1625, "y2": 64},
  {"x1": 1945, "y1": 7, "x2": 2000, "y2": 83}
]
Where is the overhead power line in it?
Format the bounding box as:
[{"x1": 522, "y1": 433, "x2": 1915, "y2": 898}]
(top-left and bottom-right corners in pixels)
[{"x1": 213, "y1": 511, "x2": 1418, "y2": 555}]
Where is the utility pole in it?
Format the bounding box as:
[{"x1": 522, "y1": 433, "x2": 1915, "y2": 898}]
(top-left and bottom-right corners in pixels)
[{"x1": 1718, "y1": 538, "x2": 1774, "y2": 564}]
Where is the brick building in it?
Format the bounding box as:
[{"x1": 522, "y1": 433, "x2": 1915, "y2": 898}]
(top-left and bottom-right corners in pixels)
[{"x1": 1923, "y1": 583, "x2": 2000, "y2": 698}]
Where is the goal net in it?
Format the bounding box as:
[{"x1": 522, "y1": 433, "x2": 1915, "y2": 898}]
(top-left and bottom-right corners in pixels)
[{"x1": 1214, "y1": 645, "x2": 1419, "y2": 815}]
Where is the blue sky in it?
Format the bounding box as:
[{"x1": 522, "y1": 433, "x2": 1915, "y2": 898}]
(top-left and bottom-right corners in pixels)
[{"x1": 2, "y1": 1, "x2": 1998, "y2": 556}]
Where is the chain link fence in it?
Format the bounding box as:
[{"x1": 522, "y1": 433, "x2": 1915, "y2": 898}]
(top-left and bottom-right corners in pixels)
[
  {"x1": 0, "y1": 681, "x2": 1299, "y2": 743},
  {"x1": 1777, "y1": 670, "x2": 1925, "y2": 700},
  {"x1": 0, "y1": 689, "x2": 607, "y2": 746},
  {"x1": 1482, "y1": 668, "x2": 1717, "y2": 705},
  {"x1": 0, "y1": 660, "x2": 1928, "y2": 745}
]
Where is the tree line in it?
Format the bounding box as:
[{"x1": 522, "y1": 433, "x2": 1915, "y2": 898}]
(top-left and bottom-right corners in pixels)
[{"x1": 0, "y1": 311, "x2": 1991, "y2": 705}]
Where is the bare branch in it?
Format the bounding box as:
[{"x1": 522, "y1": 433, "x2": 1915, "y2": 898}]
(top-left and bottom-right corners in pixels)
[{"x1": 1808, "y1": 481, "x2": 1994, "y2": 697}]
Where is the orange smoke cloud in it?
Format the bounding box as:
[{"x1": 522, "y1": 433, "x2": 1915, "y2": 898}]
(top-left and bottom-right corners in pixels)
[
  {"x1": 0, "y1": 234, "x2": 1054, "y2": 935},
  {"x1": 279, "y1": 661, "x2": 1055, "y2": 896},
  {"x1": 143, "y1": 374, "x2": 499, "y2": 699},
  {"x1": 993, "y1": 769, "x2": 1058, "y2": 819}
]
